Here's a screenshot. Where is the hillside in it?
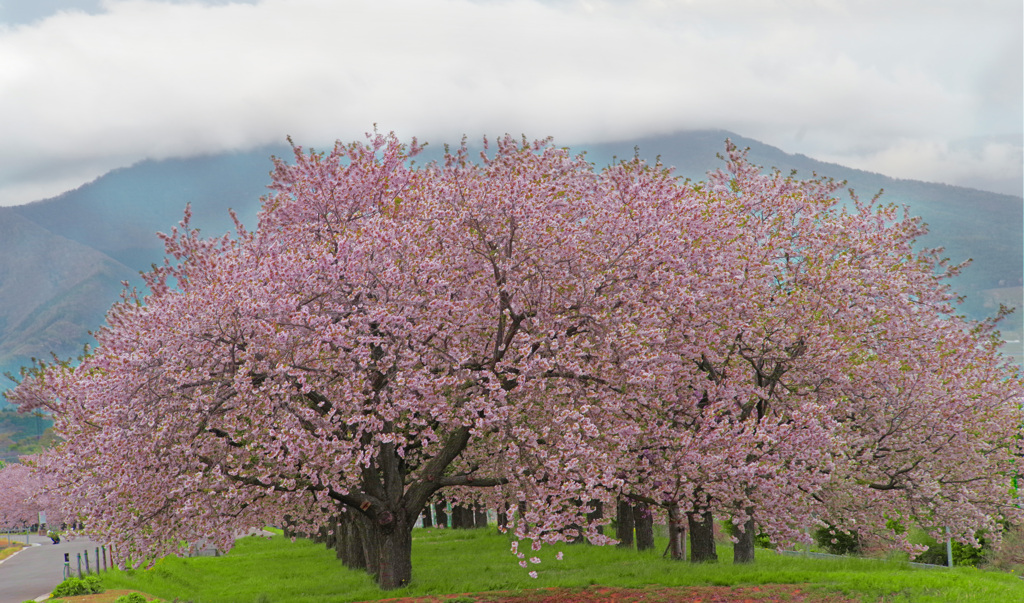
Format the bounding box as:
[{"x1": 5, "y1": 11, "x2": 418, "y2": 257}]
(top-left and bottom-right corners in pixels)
[
  {"x1": 0, "y1": 131, "x2": 1020, "y2": 407},
  {"x1": 0, "y1": 211, "x2": 135, "y2": 391}
]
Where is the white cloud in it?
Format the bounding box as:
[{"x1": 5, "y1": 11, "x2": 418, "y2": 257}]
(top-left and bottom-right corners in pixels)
[{"x1": 0, "y1": 0, "x2": 1020, "y2": 205}]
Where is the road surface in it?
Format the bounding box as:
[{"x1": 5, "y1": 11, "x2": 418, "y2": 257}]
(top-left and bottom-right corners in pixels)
[{"x1": 1, "y1": 533, "x2": 101, "y2": 603}]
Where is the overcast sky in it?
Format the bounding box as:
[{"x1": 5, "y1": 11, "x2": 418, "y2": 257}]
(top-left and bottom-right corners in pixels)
[{"x1": 0, "y1": 0, "x2": 1020, "y2": 206}]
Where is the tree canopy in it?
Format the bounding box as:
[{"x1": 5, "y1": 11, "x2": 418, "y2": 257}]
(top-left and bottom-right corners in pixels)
[{"x1": 8, "y1": 133, "x2": 1023, "y2": 588}]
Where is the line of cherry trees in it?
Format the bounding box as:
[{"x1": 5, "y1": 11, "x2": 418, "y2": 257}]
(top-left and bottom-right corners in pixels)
[
  {"x1": 6, "y1": 132, "x2": 1023, "y2": 589},
  {"x1": 0, "y1": 460, "x2": 64, "y2": 531}
]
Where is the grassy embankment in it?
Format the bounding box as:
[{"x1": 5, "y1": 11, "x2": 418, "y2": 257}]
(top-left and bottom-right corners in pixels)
[
  {"x1": 92, "y1": 527, "x2": 1024, "y2": 603},
  {"x1": 0, "y1": 536, "x2": 26, "y2": 561}
]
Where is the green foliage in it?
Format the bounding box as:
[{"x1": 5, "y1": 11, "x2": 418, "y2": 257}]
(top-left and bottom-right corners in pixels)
[
  {"x1": 51, "y1": 575, "x2": 104, "y2": 597},
  {"x1": 910, "y1": 529, "x2": 988, "y2": 567},
  {"x1": 720, "y1": 520, "x2": 772, "y2": 548},
  {"x1": 885, "y1": 515, "x2": 907, "y2": 535},
  {"x1": 96, "y1": 528, "x2": 1024, "y2": 603},
  {"x1": 114, "y1": 593, "x2": 149, "y2": 603},
  {"x1": 812, "y1": 524, "x2": 860, "y2": 555}
]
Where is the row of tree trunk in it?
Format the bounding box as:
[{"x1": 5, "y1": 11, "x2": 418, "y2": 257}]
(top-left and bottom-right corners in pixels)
[
  {"x1": 614, "y1": 499, "x2": 656, "y2": 551},
  {"x1": 421, "y1": 501, "x2": 489, "y2": 529},
  {"x1": 293, "y1": 510, "x2": 414, "y2": 588},
  {"x1": 295, "y1": 496, "x2": 754, "y2": 587},
  {"x1": 616, "y1": 498, "x2": 757, "y2": 564}
]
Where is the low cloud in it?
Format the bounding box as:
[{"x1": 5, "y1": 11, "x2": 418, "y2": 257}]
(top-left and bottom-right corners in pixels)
[{"x1": 0, "y1": 0, "x2": 1020, "y2": 205}]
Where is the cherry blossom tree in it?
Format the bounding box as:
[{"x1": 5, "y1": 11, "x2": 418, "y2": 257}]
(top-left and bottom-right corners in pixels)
[
  {"x1": 10, "y1": 134, "x2": 660, "y2": 587},
  {"x1": 0, "y1": 458, "x2": 65, "y2": 530},
  {"x1": 604, "y1": 143, "x2": 1024, "y2": 563},
  {"x1": 8, "y1": 133, "x2": 1023, "y2": 588}
]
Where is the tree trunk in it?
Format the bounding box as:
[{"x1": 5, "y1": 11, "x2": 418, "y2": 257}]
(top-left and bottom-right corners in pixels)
[
  {"x1": 634, "y1": 502, "x2": 654, "y2": 551},
  {"x1": 421, "y1": 504, "x2": 433, "y2": 528},
  {"x1": 324, "y1": 515, "x2": 338, "y2": 550},
  {"x1": 497, "y1": 502, "x2": 508, "y2": 530},
  {"x1": 474, "y1": 504, "x2": 488, "y2": 528},
  {"x1": 733, "y1": 513, "x2": 756, "y2": 564},
  {"x1": 336, "y1": 511, "x2": 367, "y2": 570},
  {"x1": 566, "y1": 499, "x2": 604, "y2": 544},
  {"x1": 687, "y1": 510, "x2": 718, "y2": 563},
  {"x1": 452, "y1": 504, "x2": 473, "y2": 529},
  {"x1": 352, "y1": 508, "x2": 413, "y2": 589},
  {"x1": 566, "y1": 499, "x2": 586, "y2": 544},
  {"x1": 615, "y1": 498, "x2": 635, "y2": 548},
  {"x1": 282, "y1": 515, "x2": 298, "y2": 539},
  {"x1": 666, "y1": 503, "x2": 686, "y2": 561},
  {"x1": 434, "y1": 501, "x2": 448, "y2": 528}
]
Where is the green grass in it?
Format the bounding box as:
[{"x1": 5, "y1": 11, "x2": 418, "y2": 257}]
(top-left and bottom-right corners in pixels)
[{"x1": 99, "y1": 527, "x2": 1024, "y2": 603}]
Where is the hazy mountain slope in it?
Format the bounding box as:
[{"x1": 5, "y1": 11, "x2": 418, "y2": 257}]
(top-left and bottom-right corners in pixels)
[
  {"x1": 0, "y1": 210, "x2": 135, "y2": 391},
  {"x1": 9, "y1": 146, "x2": 287, "y2": 271},
  {"x1": 581, "y1": 130, "x2": 1021, "y2": 287}
]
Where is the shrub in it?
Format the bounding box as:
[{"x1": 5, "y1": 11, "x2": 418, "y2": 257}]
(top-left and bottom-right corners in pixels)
[
  {"x1": 911, "y1": 529, "x2": 988, "y2": 567},
  {"x1": 51, "y1": 575, "x2": 104, "y2": 597},
  {"x1": 114, "y1": 593, "x2": 148, "y2": 603},
  {"x1": 812, "y1": 524, "x2": 861, "y2": 555},
  {"x1": 84, "y1": 575, "x2": 104, "y2": 593}
]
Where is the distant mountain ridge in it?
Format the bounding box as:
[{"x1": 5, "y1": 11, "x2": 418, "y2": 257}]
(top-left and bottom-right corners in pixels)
[{"x1": 1, "y1": 131, "x2": 1020, "y2": 405}]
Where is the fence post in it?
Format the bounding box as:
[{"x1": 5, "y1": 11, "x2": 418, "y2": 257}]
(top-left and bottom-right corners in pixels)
[
  {"x1": 77, "y1": 552, "x2": 82, "y2": 577},
  {"x1": 95, "y1": 547, "x2": 101, "y2": 572},
  {"x1": 84, "y1": 549, "x2": 91, "y2": 574},
  {"x1": 102, "y1": 545, "x2": 107, "y2": 571}
]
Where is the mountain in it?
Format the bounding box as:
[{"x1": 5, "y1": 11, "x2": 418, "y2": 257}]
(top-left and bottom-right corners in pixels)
[
  {"x1": 8, "y1": 146, "x2": 287, "y2": 271},
  {"x1": 0, "y1": 210, "x2": 135, "y2": 387},
  {"x1": 0, "y1": 132, "x2": 1020, "y2": 407}
]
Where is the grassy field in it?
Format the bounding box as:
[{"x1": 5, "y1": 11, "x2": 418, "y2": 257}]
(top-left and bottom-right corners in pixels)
[{"x1": 94, "y1": 527, "x2": 1024, "y2": 603}]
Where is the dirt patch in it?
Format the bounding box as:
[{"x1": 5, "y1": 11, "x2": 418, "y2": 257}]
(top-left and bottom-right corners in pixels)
[
  {"x1": 49, "y1": 585, "x2": 860, "y2": 603},
  {"x1": 366, "y1": 585, "x2": 861, "y2": 603},
  {"x1": 46, "y1": 589, "x2": 162, "y2": 603}
]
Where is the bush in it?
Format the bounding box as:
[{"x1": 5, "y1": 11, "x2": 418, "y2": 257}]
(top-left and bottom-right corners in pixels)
[
  {"x1": 910, "y1": 529, "x2": 987, "y2": 567},
  {"x1": 812, "y1": 524, "x2": 861, "y2": 555},
  {"x1": 84, "y1": 575, "x2": 104, "y2": 593},
  {"x1": 51, "y1": 575, "x2": 104, "y2": 597},
  {"x1": 114, "y1": 593, "x2": 149, "y2": 603}
]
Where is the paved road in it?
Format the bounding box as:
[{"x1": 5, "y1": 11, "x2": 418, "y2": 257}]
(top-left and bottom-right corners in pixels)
[{"x1": 1, "y1": 534, "x2": 102, "y2": 603}]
